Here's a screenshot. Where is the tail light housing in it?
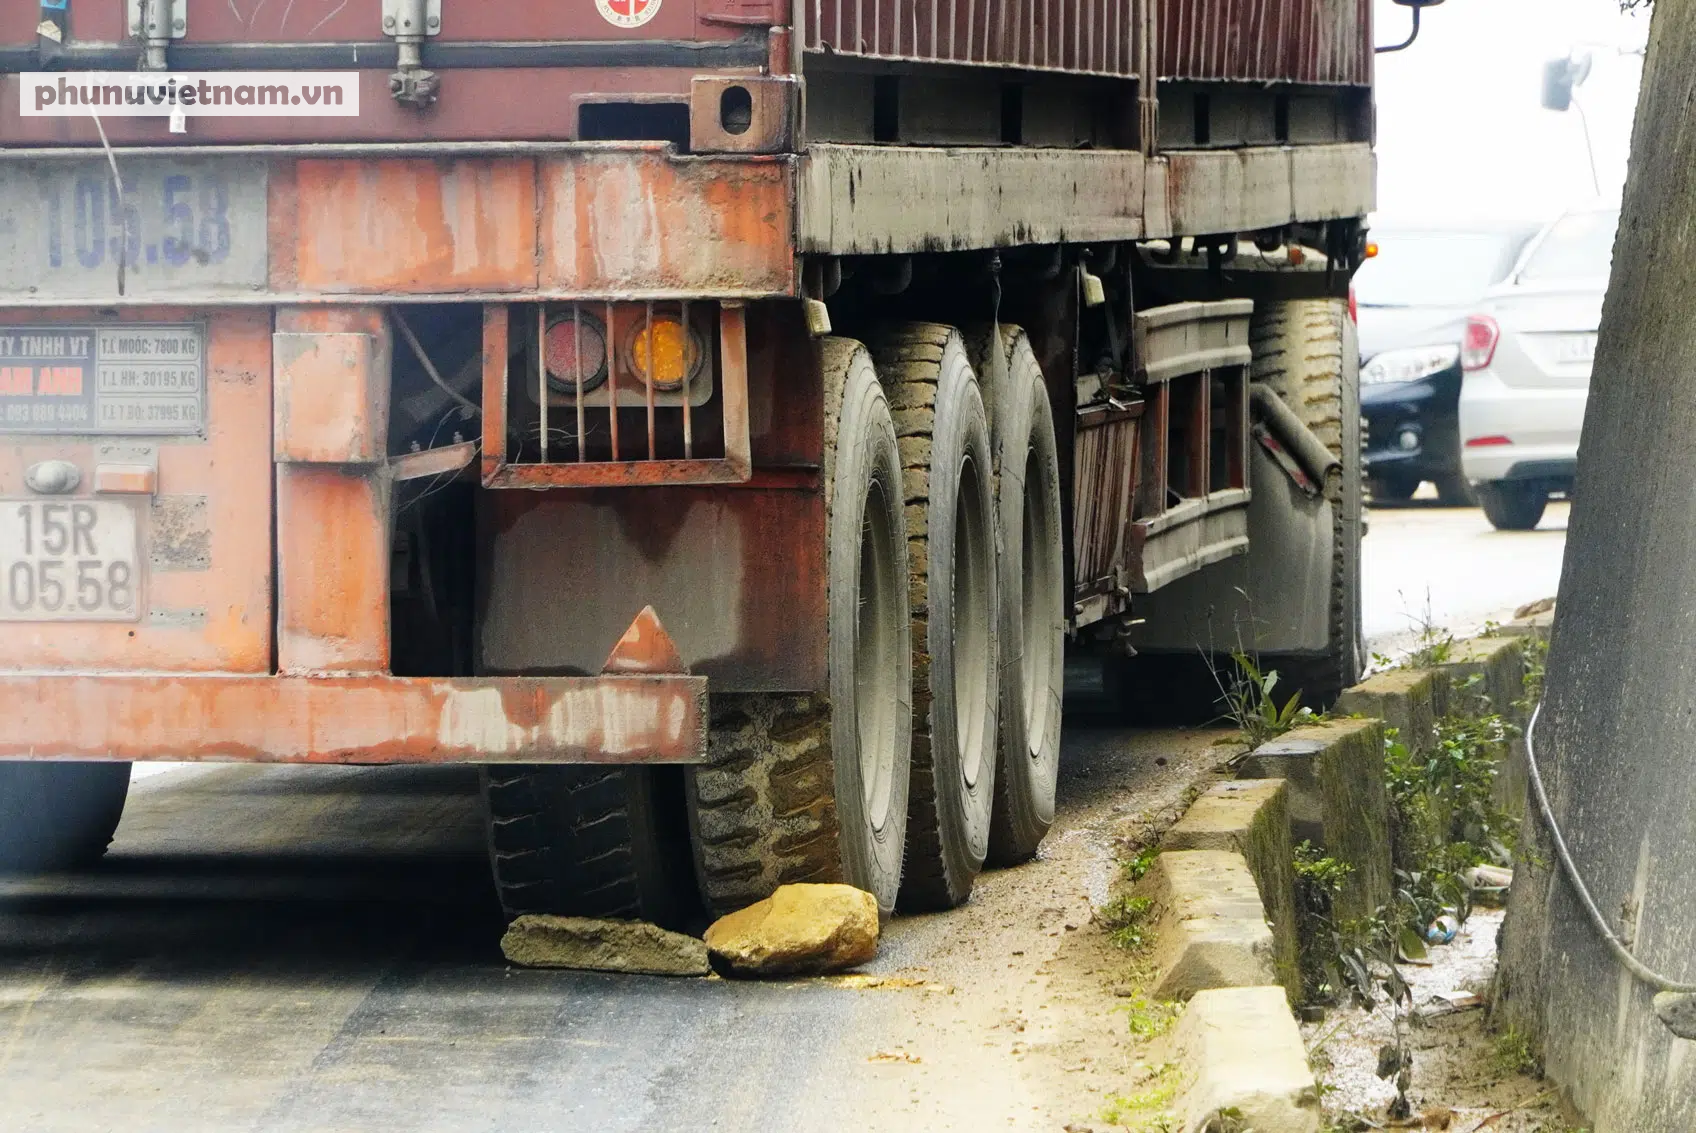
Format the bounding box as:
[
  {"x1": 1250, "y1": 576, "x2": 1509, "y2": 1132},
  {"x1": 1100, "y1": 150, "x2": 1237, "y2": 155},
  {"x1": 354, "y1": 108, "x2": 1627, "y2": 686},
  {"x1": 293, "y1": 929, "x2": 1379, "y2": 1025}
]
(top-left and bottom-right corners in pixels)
[
  {"x1": 1461, "y1": 315, "x2": 1501, "y2": 372},
  {"x1": 543, "y1": 311, "x2": 609, "y2": 392}
]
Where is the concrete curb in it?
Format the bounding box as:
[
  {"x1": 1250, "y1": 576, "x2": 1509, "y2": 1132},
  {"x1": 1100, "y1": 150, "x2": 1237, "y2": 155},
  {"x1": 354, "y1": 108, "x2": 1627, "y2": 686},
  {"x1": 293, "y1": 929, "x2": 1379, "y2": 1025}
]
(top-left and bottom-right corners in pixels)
[
  {"x1": 1435, "y1": 635, "x2": 1526, "y2": 722},
  {"x1": 1119, "y1": 609, "x2": 1550, "y2": 1133},
  {"x1": 1134, "y1": 849, "x2": 1279, "y2": 1000},
  {"x1": 1162, "y1": 779, "x2": 1301, "y2": 1003},
  {"x1": 1238, "y1": 718, "x2": 1393, "y2": 925},
  {"x1": 1335, "y1": 668, "x2": 1439, "y2": 752},
  {"x1": 1162, "y1": 987, "x2": 1322, "y2": 1133}
]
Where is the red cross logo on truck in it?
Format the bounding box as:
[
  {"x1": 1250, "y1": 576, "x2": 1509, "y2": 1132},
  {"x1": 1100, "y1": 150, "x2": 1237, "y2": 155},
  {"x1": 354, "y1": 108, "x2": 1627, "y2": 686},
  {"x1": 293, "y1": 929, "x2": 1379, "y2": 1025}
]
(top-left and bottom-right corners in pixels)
[{"x1": 596, "y1": 0, "x2": 661, "y2": 29}]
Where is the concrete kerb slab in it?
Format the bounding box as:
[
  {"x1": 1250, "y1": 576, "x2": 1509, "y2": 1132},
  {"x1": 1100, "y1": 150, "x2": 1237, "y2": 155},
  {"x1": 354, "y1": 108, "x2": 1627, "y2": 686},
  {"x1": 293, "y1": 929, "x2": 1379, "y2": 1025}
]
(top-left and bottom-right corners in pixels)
[
  {"x1": 1238, "y1": 718, "x2": 1393, "y2": 926},
  {"x1": 1435, "y1": 635, "x2": 1527, "y2": 722},
  {"x1": 1133, "y1": 849, "x2": 1279, "y2": 1001},
  {"x1": 1434, "y1": 635, "x2": 1531, "y2": 820},
  {"x1": 1138, "y1": 617, "x2": 1545, "y2": 1133},
  {"x1": 1335, "y1": 668, "x2": 1440, "y2": 751},
  {"x1": 1159, "y1": 986, "x2": 1322, "y2": 1133},
  {"x1": 1163, "y1": 779, "x2": 1301, "y2": 1003},
  {"x1": 1132, "y1": 768, "x2": 1326, "y2": 1129}
]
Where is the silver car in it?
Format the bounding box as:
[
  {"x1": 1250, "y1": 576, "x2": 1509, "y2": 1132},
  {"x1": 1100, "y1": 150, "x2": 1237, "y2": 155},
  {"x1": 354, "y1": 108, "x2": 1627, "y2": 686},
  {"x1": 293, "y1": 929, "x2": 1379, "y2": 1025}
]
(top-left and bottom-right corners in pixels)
[{"x1": 1459, "y1": 204, "x2": 1618, "y2": 530}]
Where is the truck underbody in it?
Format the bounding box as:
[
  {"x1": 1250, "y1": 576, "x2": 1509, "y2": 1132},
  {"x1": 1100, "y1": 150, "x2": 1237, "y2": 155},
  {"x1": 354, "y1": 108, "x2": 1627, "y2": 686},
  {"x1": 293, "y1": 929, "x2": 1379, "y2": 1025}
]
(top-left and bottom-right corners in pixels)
[{"x1": 0, "y1": 0, "x2": 1374, "y2": 918}]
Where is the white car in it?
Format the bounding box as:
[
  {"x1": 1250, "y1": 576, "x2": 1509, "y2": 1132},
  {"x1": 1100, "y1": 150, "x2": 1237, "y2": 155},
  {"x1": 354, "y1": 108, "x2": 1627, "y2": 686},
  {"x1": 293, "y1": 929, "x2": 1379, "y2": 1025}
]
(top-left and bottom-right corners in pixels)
[{"x1": 1459, "y1": 204, "x2": 1618, "y2": 530}]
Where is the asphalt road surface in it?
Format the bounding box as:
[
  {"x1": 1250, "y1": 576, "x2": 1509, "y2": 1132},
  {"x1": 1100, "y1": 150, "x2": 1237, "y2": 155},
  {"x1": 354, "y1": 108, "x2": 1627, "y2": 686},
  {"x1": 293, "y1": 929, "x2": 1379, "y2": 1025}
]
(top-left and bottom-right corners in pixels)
[
  {"x1": 0, "y1": 500, "x2": 1567, "y2": 1133},
  {"x1": 1364, "y1": 496, "x2": 1568, "y2": 658}
]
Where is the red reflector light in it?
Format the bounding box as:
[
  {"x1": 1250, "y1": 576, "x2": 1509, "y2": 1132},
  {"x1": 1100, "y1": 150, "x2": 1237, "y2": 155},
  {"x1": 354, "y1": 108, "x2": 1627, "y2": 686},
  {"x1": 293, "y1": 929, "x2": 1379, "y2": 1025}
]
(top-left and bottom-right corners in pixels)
[
  {"x1": 1465, "y1": 435, "x2": 1513, "y2": 448},
  {"x1": 1461, "y1": 315, "x2": 1500, "y2": 372},
  {"x1": 1348, "y1": 285, "x2": 1358, "y2": 325},
  {"x1": 544, "y1": 311, "x2": 609, "y2": 392}
]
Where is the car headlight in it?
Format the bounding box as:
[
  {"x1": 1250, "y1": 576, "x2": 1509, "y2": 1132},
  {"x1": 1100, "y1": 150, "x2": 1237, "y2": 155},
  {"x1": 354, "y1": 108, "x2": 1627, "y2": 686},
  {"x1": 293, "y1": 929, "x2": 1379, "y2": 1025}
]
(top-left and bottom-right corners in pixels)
[{"x1": 1360, "y1": 343, "x2": 1461, "y2": 386}]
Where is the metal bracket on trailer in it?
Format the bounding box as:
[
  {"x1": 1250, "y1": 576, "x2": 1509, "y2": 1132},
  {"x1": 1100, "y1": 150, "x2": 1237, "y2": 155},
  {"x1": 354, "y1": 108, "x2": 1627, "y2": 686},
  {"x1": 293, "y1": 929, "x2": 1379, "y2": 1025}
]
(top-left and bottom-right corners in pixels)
[
  {"x1": 383, "y1": 0, "x2": 442, "y2": 108},
  {"x1": 128, "y1": 0, "x2": 186, "y2": 71}
]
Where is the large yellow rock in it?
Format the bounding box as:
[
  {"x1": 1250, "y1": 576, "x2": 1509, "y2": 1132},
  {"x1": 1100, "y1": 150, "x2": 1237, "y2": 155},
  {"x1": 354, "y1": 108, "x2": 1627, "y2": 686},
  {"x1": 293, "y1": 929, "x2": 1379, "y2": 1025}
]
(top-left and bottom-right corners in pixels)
[{"x1": 704, "y1": 883, "x2": 879, "y2": 977}]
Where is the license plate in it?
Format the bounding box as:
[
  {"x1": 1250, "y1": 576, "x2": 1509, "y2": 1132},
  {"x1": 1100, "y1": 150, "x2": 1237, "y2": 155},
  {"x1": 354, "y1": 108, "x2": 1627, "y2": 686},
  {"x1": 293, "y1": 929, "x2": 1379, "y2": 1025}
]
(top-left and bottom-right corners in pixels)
[
  {"x1": 0, "y1": 158, "x2": 268, "y2": 300},
  {"x1": 0, "y1": 499, "x2": 142, "y2": 622},
  {"x1": 1554, "y1": 334, "x2": 1598, "y2": 366}
]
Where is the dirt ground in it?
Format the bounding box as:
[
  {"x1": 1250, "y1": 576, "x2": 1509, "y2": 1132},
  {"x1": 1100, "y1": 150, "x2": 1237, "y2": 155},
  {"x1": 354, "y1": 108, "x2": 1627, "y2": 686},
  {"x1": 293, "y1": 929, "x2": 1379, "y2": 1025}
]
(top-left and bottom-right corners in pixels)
[
  {"x1": 832, "y1": 724, "x2": 1240, "y2": 1132},
  {"x1": 1304, "y1": 909, "x2": 1589, "y2": 1133}
]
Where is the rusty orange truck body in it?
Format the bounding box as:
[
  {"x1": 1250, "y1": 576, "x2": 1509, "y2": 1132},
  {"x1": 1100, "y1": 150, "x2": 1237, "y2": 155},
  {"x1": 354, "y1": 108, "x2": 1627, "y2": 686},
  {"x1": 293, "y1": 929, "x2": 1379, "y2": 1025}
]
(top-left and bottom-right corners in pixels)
[{"x1": 0, "y1": 0, "x2": 1378, "y2": 920}]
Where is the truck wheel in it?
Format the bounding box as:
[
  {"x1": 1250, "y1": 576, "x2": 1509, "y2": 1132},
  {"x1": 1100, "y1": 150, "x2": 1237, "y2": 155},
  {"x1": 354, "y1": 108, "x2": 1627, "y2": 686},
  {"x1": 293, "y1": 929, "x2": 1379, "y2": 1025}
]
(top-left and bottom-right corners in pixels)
[
  {"x1": 685, "y1": 339, "x2": 912, "y2": 917},
  {"x1": 970, "y1": 326, "x2": 1064, "y2": 865},
  {"x1": 1252, "y1": 299, "x2": 1364, "y2": 707},
  {"x1": 481, "y1": 764, "x2": 695, "y2": 927},
  {"x1": 0, "y1": 762, "x2": 131, "y2": 874},
  {"x1": 873, "y1": 324, "x2": 999, "y2": 910},
  {"x1": 1476, "y1": 481, "x2": 1548, "y2": 531}
]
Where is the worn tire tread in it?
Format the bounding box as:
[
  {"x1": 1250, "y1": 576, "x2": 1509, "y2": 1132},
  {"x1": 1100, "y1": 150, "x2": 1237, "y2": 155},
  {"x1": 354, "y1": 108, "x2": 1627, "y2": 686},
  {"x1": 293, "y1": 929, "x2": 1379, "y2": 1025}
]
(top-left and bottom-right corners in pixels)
[{"x1": 1249, "y1": 298, "x2": 1362, "y2": 707}]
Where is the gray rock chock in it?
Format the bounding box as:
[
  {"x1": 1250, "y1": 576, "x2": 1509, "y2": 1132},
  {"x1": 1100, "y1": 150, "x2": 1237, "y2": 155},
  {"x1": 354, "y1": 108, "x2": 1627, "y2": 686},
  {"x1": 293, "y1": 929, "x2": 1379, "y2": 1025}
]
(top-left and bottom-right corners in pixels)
[
  {"x1": 1239, "y1": 718, "x2": 1392, "y2": 926},
  {"x1": 705, "y1": 883, "x2": 880, "y2": 978},
  {"x1": 500, "y1": 915, "x2": 711, "y2": 977}
]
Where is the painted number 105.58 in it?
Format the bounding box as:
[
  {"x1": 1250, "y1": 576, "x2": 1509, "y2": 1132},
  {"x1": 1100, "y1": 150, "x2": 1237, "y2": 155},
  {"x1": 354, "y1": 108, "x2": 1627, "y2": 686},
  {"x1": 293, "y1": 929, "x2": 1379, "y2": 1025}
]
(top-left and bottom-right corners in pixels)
[{"x1": 41, "y1": 174, "x2": 232, "y2": 273}]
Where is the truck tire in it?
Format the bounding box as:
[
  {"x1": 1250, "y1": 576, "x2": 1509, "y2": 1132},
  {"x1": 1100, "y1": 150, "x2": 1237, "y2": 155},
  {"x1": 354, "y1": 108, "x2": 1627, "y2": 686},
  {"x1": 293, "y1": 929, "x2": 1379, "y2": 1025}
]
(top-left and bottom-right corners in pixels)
[
  {"x1": 685, "y1": 339, "x2": 913, "y2": 917},
  {"x1": 1251, "y1": 298, "x2": 1364, "y2": 707},
  {"x1": 0, "y1": 762, "x2": 131, "y2": 874},
  {"x1": 969, "y1": 326, "x2": 1064, "y2": 865},
  {"x1": 873, "y1": 324, "x2": 999, "y2": 910},
  {"x1": 481, "y1": 764, "x2": 695, "y2": 927}
]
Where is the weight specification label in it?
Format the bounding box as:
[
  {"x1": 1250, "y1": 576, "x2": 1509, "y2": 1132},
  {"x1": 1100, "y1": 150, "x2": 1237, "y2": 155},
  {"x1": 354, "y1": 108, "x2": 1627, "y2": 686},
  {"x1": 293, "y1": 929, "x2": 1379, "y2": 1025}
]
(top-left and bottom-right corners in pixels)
[{"x1": 0, "y1": 323, "x2": 205, "y2": 435}]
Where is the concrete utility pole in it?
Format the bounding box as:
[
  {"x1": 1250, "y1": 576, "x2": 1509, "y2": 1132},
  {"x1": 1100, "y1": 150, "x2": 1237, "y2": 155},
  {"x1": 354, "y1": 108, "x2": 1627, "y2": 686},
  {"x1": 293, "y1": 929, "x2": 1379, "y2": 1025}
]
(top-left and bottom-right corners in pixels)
[{"x1": 1497, "y1": 2, "x2": 1696, "y2": 1129}]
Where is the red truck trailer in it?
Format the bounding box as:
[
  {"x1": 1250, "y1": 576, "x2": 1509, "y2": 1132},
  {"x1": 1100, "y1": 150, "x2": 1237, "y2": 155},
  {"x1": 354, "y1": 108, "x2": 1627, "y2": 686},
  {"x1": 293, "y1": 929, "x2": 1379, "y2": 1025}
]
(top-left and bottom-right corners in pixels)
[{"x1": 0, "y1": 0, "x2": 1378, "y2": 923}]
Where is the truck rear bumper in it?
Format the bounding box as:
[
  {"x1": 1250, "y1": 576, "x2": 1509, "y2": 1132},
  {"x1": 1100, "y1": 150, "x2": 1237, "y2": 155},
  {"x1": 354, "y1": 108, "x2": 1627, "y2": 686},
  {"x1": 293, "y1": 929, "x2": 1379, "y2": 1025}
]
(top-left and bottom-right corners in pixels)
[{"x1": 0, "y1": 672, "x2": 707, "y2": 766}]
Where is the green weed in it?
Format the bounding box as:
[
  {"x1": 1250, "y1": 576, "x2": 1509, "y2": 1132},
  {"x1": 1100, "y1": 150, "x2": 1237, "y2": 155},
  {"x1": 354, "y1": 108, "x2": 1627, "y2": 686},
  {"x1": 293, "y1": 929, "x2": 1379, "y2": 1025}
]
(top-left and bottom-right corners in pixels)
[
  {"x1": 1124, "y1": 845, "x2": 1161, "y2": 883},
  {"x1": 1117, "y1": 992, "x2": 1182, "y2": 1038},
  {"x1": 1491, "y1": 1024, "x2": 1542, "y2": 1077},
  {"x1": 1100, "y1": 1064, "x2": 1180, "y2": 1131},
  {"x1": 1221, "y1": 650, "x2": 1316, "y2": 746},
  {"x1": 1097, "y1": 895, "x2": 1158, "y2": 951}
]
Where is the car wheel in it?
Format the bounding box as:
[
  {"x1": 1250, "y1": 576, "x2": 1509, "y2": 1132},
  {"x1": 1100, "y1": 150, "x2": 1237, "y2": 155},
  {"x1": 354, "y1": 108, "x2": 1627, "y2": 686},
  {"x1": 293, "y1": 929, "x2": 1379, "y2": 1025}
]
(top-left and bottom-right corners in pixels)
[
  {"x1": 1434, "y1": 473, "x2": 1476, "y2": 507},
  {"x1": 1476, "y1": 482, "x2": 1548, "y2": 531}
]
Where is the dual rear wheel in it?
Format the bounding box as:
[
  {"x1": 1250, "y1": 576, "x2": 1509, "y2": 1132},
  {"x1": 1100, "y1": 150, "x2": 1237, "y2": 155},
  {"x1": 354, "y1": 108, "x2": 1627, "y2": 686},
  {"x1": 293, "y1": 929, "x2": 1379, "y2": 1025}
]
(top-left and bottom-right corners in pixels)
[{"x1": 483, "y1": 320, "x2": 1067, "y2": 923}]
